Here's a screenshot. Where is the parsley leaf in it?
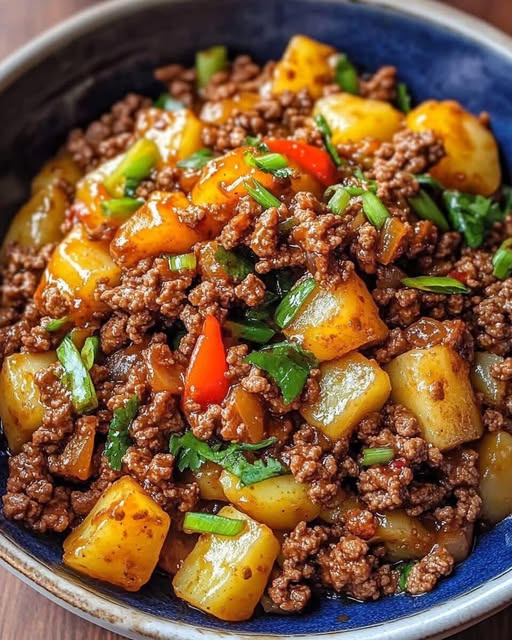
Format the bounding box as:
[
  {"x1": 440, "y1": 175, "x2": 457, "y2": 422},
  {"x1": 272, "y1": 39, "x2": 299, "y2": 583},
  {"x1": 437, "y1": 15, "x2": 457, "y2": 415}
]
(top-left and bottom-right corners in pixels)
[
  {"x1": 442, "y1": 190, "x2": 504, "y2": 248},
  {"x1": 104, "y1": 395, "x2": 141, "y2": 471},
  {"x1": 244, "y1": 341, "x2": 318, "y2": 404},
  {"x1": 169, "y1": 431, "x2": 286, "y2": 485},
  {"x1": 214, "y1": 245, "x2": 254, "y2": 282}
]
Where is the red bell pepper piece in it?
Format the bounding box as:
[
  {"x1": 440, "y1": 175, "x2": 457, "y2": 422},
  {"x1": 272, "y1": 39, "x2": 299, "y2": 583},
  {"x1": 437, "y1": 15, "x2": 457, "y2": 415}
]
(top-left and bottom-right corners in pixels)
[
  {"x1": 266, "y1": 138, "x2": 338, "y2": 187},
  {"x1": 183, "y1": 315, "x2": 229, "y2": 408}
]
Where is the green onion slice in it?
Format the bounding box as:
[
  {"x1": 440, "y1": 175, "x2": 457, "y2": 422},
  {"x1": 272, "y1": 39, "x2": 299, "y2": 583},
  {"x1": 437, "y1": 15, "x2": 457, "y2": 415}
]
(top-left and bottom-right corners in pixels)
[
  {"x1": 361, "y1": 192, "x2": 390, "y2": 229},
  {"x1": 401, "y1": 276, "x2": 469, "y2": 294},
  {"x1": 101, "y1": 197, "x2": 144, "y2": 218},
  {"x1": 245, "y1": 136, "x2": 270, "y2": 153},
  {"x1": 277, "y1": 217, "x2": 298, "y2": 235},
  {"x1": 408, "y1": 190, "x2": 449, "y2": 231},
  {"x1": 415, "y1": 174, "x2": 443, "y2": 190},
  {"x1": 183, "y1": 512, "x2": 245, "y2": 536},
  {"x1": 314, "y1": 114, "x2": 342, "y2": 167},
  {"x1": 398, "y1": 561, "x2": 416, "y2": 591},
  {"x1": 81, "y1": 336, "x2": 100, "y2": 371},
  {"x1": 196, "y1": 45, "x2": 228, "y2": 89},
  {"x1": 154, "y1": 93, "x2": 184, "y2": 111},
  {"x1": 57, "y1": 335, "x2": 98, "y2": 414},
  {"x1": 224, "y1": 320, "x2": 275, "y2": 344},
  {"x1": 328, "y1": 187, "x2": 351, "y2": 215},
  {"x1": 176, "y1": 148, "x2": 214, "y2": 170},
  {"x1": 214, "y1": 245, "x2": 253, "y2": 282},
  {"x1": 396, "y1": 82, "x2": 411, "y2": 113},
  {"x1": 244, "y1": 151, "x2": 292, "y2": 179},
  {"x1": 244, "y1": 178, "x2": 281, "y2": 209},
  {"x1": 169, "y1": 253, "x2": 197, "y2": 272},
  {"x1": 492, "y1": 238, "x2": 512, "y2": 280},
  {"x1": 335, "y1": 53, "x2": 359, "y2": 95},
  {"x1": 274, "y1": 277, "x2": 316, "y2": 329},
  {"x1": 44, "y1": 316, "x2": 69, "y2": 332},
  {"x1": 103, "y1": 138, "x2": 160, "y2": 198},
  {"x1": 361, "y1": 447, "x2": 394, "y2": 466}
]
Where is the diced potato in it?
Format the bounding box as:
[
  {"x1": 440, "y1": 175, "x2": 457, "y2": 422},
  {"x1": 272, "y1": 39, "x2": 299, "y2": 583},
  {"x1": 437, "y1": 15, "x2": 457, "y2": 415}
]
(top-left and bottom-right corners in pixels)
[
  {"x1": 1, "y1": 183, "x2": 69, "y2": 257},
  {"x1": 173, "y1": 505, "x2": 280, "y2": 621},
  {"x1": 35, "y1": 223, "x2": 121, "y2": 323},
  {"x1": 272, "y1": 35, "x2": 336, "y2": 99},
  {"x1": 301, "y1": 352, "x2": 391, "y2": 441},
  {"x1": 436, "y1": 524, "x2": 473, "y2": 563},
  {"x1": 478, "y1": 431, "x2": 512, "y2": 524},
  {"x1": 0, "y1": 352, "x2": 56, "y2": 454},
  {"x1": 471, "y1": 352, "x2": 505, "y2": 406},
  {"x1": 406, "y1": 100, "x2": 501, "y2": 196},
  {"x1": 110, "y1": 191, "x2": 216, "y2": 266},
  {"x1": 143, "y1": 343, "x2": 184, "y2": 394},
  {"x1": 319, "y1": 491, "x2": 355, "y2": 524},
  {"x1": 191, "y1": 146, "x2": 283, "y2": 213},
  {"x1": 386, "y1": 345, "x2": 483, "y2": 451},
  {"x1": 283, "y1": 271, "x2": 388, "y2": 361},
  {"x1": 184, "y1": 462, "x2": 226, "y2": 501},
  {"x1": 63, "y1": 476, "x2": 170, "y2": 591},
  {"x1": 220, "y1": 471, "x2": 320, "y2": 530},
  {"x1": 200, "y1": 92, "x2": 260, "y2": 124},
  {"x1": 136, "y1": 107, "x2": 202, "y2": 164},
  {"x1": 314, "y1": 93, "x2": 404, "y2": 144},
  {"x1": 53, "y1": 418, "x2": 96, "y2": 481},
  {"x1": 31, "y1": 149, "x2": 82, "y2": 193},
  {"x1": 159, "y1": 523, "x2": 197, "y2": 575},
  {"x1": 374, "y1": 511, "x2": 434, "y2": 562},
  {"x1": 224, "y1": 385, "x2": 265, "y2": 443}
]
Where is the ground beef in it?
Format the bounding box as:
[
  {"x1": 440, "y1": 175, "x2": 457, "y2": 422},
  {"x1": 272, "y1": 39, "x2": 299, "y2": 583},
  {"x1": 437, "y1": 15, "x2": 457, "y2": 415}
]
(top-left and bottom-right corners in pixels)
[
  {"x1": 472, "y1": 279, "x2": 512, "y2": 355},
  {"x1": 359, "y1": 66, "x2": 397, "y2": 102},
  {"x1": 405, "y1": 546, "x2": 454, "y2": 595}
]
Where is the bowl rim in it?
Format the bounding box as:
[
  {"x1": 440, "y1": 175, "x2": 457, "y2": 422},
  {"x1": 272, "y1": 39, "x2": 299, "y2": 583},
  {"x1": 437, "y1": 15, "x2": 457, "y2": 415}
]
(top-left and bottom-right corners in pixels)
[{"x1": 1, "y1": 0, "x2": 512, "y2": 638}]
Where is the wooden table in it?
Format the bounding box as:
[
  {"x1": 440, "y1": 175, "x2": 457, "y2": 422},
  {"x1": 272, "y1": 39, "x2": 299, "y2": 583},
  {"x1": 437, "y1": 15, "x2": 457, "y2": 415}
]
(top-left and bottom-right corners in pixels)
[{"x1": 0, "y1": 0, "x2": 511, "y2": 638}]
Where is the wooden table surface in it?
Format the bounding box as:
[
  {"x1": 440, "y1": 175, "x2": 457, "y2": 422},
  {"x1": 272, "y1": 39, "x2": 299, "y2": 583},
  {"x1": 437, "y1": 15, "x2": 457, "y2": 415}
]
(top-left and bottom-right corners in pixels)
[{"x1": 0, "y1": 0, "x2": 511, "y2": 638}]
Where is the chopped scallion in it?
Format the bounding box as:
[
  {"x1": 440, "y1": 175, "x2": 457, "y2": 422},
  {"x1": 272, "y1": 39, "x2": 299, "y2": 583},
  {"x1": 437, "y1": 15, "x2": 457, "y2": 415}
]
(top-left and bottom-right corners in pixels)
[
  {"x1": 183, "y1": 511, "x2": 246, "y2": 536},
  {"x1": 274, "y1": 277, "x2": 316, "y2": 329},
  {"x1": 361, "y1": 192, "x2": 390, "y2": 229},
  {"x1": 314, "y1": 113, "x2": 342, "y2": 166},
  {"x1": 361, "y1": 447, "x2": 394, "y2": 466},
  {"x1": 335, "y1": 53, "x2": 359, "y2": 95},
  {"x1": 214, "y1": 245, "x2": 253, "y2": 282},
  {"x1": 277, "y1": 216, "x2": 297, "y2": 235},
  {"x1": 168, "y1": 253, "x2": 197, "y2": 272},
  {"x1": 154, "y1": 93, "x2": 184, "y2": 111},
  {"x1": 224, "y1": 320, "x2": 276, "y2": 344},
  {"x1": 408, "y1": 190, "x2": 449, "y2": 231},
  {"x1": 44, "y1": 316, "x2": 69, "y2": 332},
  {"x1": 415, "y1": 174, "x2": 443, "y2": 190},
  {"x1": 244, "y1": 178, "x2": 282, "y2": 209},
  {"x1": 492, "y1": 239, "x2": 512, "y2": 280},
  {"x1": 328, "y1": 187, "x2": 351, "y2": 215},
  {"x1": 57, "y1": 335, "x2": 98, "y2": 414},
  {"x1": 176, "y1": 148, "x2": 214, "y2": 170},
  {"x1": 101, "y1": 197, "x2": 144, "y2": 218},
  {"x1": 81, "y1": 336, "x2": 100, "y2": 371},
  {"x1": 401, "y1": 275, "x2": 469, "y2": 294},
  {"x1": 103, "y1": 138, "x2": 160, "y2": 198},
  {"x1": 196, "y1": 45, "x2": 228, "y2": 89},
  {"x1": 396, "y1": 82, "x2": 412, "y2": 113},
  {"x1": 245, "y1": 136, "x2": 270, "y2": 153},
  {"x1": 244, "y1": 151, "x2": 292, "y2": 179},
  {"x1": 398, "y1": 561, "x2": 416, "y2": 591}
]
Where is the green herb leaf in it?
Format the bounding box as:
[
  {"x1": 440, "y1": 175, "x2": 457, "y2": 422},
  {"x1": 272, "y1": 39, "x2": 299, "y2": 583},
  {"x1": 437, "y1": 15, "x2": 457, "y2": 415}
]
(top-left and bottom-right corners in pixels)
[
  {"x1": 244, "y1": 178, "x2": 282, "y2": 209},
  {"x1": 244, "y1": 151, "x2": 293, "y2": 179},
  {"x1": 176, "y1": 148, "x2": 214, "y2": 170},
  {"x1": 44, "y1": 316, "x2": 69, "y2": 332},
  {"x1": 442, "y1": 190, "x2": 500, "y2": 248},
  {"x1": 168, "y1": 253, "x2": 197, "y2": 272},
  {"x1": 101, "y1": 197, "x2": 144, "y2": 218},
  {"x1": 56, "y1": 335, "x2": 98, "y2": 414},
  {"x1": 154, "y1": 93, "x2": 184, "y2": 111},
  {"x1": 104, "y1": 395, "x2": 140, "y2": 471},
  {"x1": 361, "y1": 447, "x2": 394, "y2": 466},
  {"x1": 492, "y1": 238, "x2": 512, "y2": 280},
  {"x1": 327, "y1": 187, "x2": 351, "y2": 215},
  {"x1": 169, "y1": 431, "x2": 285, "y2": 485},
  {"x1": 401, "y1": 275, "x2": 469, "y2": 294},
  {"x1": 224, "y1": 320, "x2": 275, "y2": 344},
  {"x1": 314, "y1": 113, "x2": 342, "y2": 167},
  {"x1": 196, "y1": 45, "x2": 228, "y2": 89},
  {"x1": 408, "y1": 190, "x2": 449, "y2": 231},
  {"x1": 277, "y1": 216, "x2": 298, "y2": 235},
  {"x1": 183, "y1": 512, "x2": 245, "y2": 536},
  {"x1": 398, "y1": 561, "x2": 416, "y2": 591},
  {"x1": 361, "y1": 191, "x2": 390, "y2": 229},
  {"x1": 414, "y1": 173, "x2": 444, "y2": 190},
  {"x1": 245, "y1": 136, "x2": 269, "y2": 153},
  {"x1": 335, "y1": 53, "x2": 359, "y2": 95},
  {"x1": 274, "y1": 277, "x2": 316, "y2": 328},
  {"x1": 81, "y1": 336, "x2": 100, "y2": 371},
  {"x1": 103, "y1": 138, "x2": 160, "y2": 198},
  {"x1": 245, "y1": 341, "x2": 318, "y2": 404},
  {"x1": 214, "y1": 245, "x2": 253, "y2": 282},
  {"x1": 396, "y1": 82, "x2": 411, "y2": 113}
]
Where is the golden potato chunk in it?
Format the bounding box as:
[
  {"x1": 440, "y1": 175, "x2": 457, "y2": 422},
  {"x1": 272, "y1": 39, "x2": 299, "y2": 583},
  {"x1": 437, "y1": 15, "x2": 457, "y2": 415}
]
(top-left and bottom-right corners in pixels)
[
  {"x1": 110, "y1": 191, "x2": 215, "y2": 266},
  {"x1": 314, "y1": 93, "x2": 404, "y2": 144},
  {"x1": 173, "y1": 505, "x2": 280, "y2": 621},
  {"x1": 386, "y1": 345, "x2": 483, "y2": 451},
  {"x1": 184, "y1": 462, "x2": 226, "y2": 501},
  {"x1": 63, "y1": 476, "x2": 170, "y2": 591},
  {"x1": 220, "y1": 471, "x2": 320, "y2": 530},
  {"x1": 406, "y1": 100, "x2": 501, "y2": 196},
  {"x1": 31, "y1": 149, "x2": 82, "y2": 193},
  {"x1": 283, "y1": 271, "x2": 388, "y2": 361},
  {"x1": 200, "y1": 92, "x2": 260, "y2": 124},
  {"x1": 374, "y1": 511, "x2": 434, "y2": 562},
  {"x1": 272, "y1": 35, "x2": 336, "y2": 99},
  {"x1": 52, "y1": 417, "x2": 96, "y2": 481},
  {"x1": 436, "y1": 524, "x2": 473, "y2": 563},
  {"x1": 471, "y1": 351, "x2": 506, "y2": 405},
  {"x1": 0, "y1": 352, "x2": 56, "y2": 453},
  {"x1": 478, "y1": 431, "x2": 512, "y2": 524},
  {"x1": 135, "y1": 107, "x2": 202, "y2": 164},
  {"x1": 301, "y1": 352, "x2": 391, "y2": 441},
  {"x1": 35, "y1": 223, "x2": 121, "y2": 323}
]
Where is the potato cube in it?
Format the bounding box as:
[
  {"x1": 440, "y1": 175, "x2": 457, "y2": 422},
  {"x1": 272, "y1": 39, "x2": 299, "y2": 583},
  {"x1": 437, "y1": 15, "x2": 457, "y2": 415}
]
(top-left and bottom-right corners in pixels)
[
  {"x1": 63, "y1": 476, "x2": 170, "y2": 591},
  {"x1": 314, "y1": 93, "x2": 404, "y2": 144},
  {"x1": 271, "y1": 35, "x2": 336, "y2": 99},
  {"x1": 406, "y1": 100, "x2": 501, "y2": 196},
  {"x1": 183, "y1": 462, "x2": 226, "y2": 501},
  {"x1": 386, "y1": 345, "x2": 483, "y2": 451},
  {"x1": 301, "y1": 352, "x2": 391, "y2": 441},
  {"x1": 220, "y1": 471, "x2": 320, "y2": 530},
  {"x1": 35, "y1": 223, "x2": 121, "y2": 323},
  {"x1": 374, "y1": 510, "x2": 434, "y2": 562},
  {"x1": 0, "y1": 352, "x2": 56, "y2": 453},
  {"x1": 478, "y1": 431, "x2": 512, "y2": 524},
  {"x1": 173, "y1": 505, "x2": 280, "y2": 621},
  {"x1": 31, "y1": 149, "x2": 83, "y2": 193},
  {"x1": 53, "y1": 417, "x2": 96, "y2": 481},
  {"x1": 200, "y1": 92, "x2": 260, "y2": 124},
  {"x1": 283, "y1": 271, "x2": 388, "y2": 361}
]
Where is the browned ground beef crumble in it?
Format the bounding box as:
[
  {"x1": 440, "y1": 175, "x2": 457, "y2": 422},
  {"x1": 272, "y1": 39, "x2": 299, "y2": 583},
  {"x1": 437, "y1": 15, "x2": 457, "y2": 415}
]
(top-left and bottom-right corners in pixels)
[{"x1": 1, "y1": 48, "x2": 511, "y2": 615}]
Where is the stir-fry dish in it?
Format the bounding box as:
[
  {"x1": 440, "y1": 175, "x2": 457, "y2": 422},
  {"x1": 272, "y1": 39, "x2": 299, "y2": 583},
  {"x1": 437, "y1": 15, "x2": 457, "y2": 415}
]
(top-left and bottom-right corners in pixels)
[{"x1": 1, "y1": 34, "x2": 512, "y2": 621}]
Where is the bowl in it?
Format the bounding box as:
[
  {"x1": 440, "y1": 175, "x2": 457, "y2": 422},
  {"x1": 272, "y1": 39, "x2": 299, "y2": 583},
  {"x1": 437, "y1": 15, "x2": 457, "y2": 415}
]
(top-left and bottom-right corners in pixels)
[{"x1": 1, "y1": 1, "x2": 512, "y2": 638}]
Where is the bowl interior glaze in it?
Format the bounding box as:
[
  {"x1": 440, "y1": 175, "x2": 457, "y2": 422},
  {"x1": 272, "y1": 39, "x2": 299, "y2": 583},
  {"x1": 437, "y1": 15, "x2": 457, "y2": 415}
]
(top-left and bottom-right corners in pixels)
[{"x1": 1, "y1": 0, "x2": 512, "y2": 636}]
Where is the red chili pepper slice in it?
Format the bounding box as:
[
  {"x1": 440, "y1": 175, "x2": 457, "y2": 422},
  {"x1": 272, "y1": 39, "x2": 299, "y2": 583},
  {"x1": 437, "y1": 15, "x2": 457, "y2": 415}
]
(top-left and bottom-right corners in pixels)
[
  {"x1": 183, "y1": 315, "x2": 229, "y2": 408},
  {"x1": 448, "y1": 270, "x2": 469, "y2": 285},
  {"x1": 266, "y1": 139, "x2": 338, "y2": 187}
]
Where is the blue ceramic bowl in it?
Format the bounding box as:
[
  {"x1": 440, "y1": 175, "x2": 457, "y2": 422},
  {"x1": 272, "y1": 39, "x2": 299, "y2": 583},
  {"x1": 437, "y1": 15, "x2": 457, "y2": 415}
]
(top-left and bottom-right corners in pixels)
[{"x1": 1, "y1": 1, "x2": 512, "y2": 638}]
